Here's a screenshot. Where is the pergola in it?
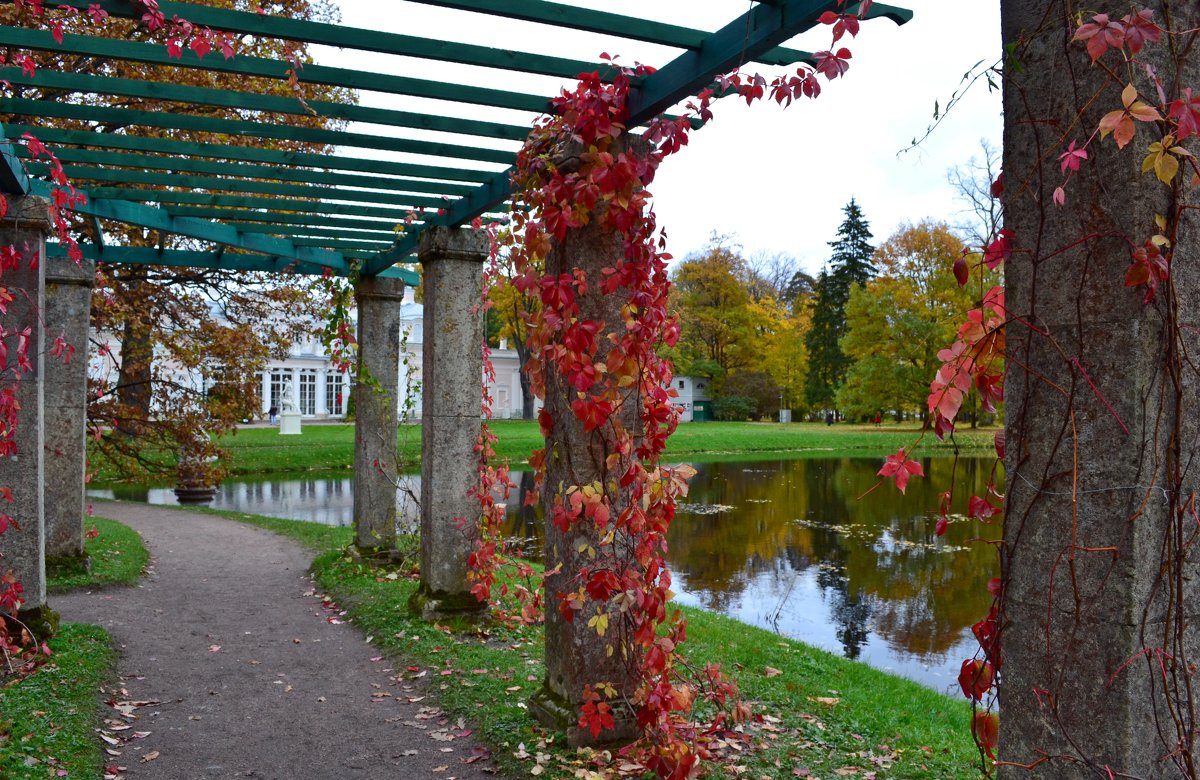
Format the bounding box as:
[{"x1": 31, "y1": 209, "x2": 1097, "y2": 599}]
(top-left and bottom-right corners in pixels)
[
  {"x1": 0, "y1": 0, "x2": 910, "y2": 282},
  {"x1": 0, "y1": 0, "x2": 912, "y2": 750}
]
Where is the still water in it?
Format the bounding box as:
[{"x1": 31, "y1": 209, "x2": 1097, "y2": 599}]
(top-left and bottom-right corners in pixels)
[{"x1": 92, "y1": 455, "x2": 1002, "y2": 693}]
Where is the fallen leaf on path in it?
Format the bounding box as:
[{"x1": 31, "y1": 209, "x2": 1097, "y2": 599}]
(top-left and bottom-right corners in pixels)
[
  {"x1": 208, "y1": 645, "x2": 221, "y2": 652},
  {"x1": 140, "y1": 751, "x2": 160, "y2": 763}
]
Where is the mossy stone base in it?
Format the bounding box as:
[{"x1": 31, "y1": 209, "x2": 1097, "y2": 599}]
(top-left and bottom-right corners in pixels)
[
  {"x1": 46, "y1": 553, "x2": 91, "y2": 579},
  {"x1": 11, "y1": 604, "x2": 61, "y2": 643},
  {"x1": 345, "y1": 544, "x2": 407, "y2": 568},
  {"x1": 408, "y1": 582, "x2": 487, "y2": 622},
  {"x1": 527, "y1": 680, "x2": 638, "y2": 748}
]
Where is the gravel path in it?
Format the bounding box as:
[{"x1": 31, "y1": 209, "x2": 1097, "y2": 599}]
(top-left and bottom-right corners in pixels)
[{"x1": 54, "y1": 501, "x2": 499, "y2": 780}]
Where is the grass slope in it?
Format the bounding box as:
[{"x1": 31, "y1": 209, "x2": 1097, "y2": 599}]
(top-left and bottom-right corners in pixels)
[
  {"x1": 0, "y1": 624, "x2": 114, "y2": 779},
  {"x1": 211, "y1": 509, "x2": 981, "y2": 778},
  {"x1": 47, "y1": 516, "x2": 149, "y2": 593}
]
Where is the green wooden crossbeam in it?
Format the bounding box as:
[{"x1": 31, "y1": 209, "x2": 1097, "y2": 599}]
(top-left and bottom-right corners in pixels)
[
  {"x1": 23, "y1": 162, "x2": 457, "y2": 211},
  {"x1": 163, "y1": 206, "x2": 409, "y2": 233},
  {"x1": 361, "y1": 0, "x2": 910, "y2": 276},
  {"x1": 24, "y1": 147, "x2": 476, "y2": 197},
  {"x1": 0, "y1": 139, "x2": 30, "y2": 196},
  {"x1": 0, "y1": 66, "x2": 531, "y2": 142},
  {"x1": 409, "y1": 0, "x2": 814, "y2": 68},
  {"x1": 41, "y1": 0, "x2": 614, "y2": 81},
  {"x1": 84, "y1": 187, "x2": 438, "y2": 222},
  {"x1": 0, "y1": 98, "x2": 517, "y2": 164},
  {"x1": 45, "y1": 241, "x2": 416, "y2": 282},
  {"x1": 288, "y1": 237, "x2": 396, "y2": 251},
  {"x1": 0, "y1": 124, "x2": 495, "y2": 183},
  {"x1": 0, "y1": 27, "x2": 551, "y2": 114},
  {"x1": 24, "y1": 176, "x2": 375, "y2": 277},
  {"x1": 221, "y1": 223, "x2": 400, "y2": 241}
]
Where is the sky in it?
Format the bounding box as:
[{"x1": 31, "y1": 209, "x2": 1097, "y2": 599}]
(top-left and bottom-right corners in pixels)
[{"x1": 309, "y1": 1, "x2": 1003, "y2": 277}]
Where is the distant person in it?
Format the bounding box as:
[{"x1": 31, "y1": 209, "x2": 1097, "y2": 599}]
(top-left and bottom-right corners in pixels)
[
  {"x1": 874, "y1": 411, "x2": 881, "y2": 427},
  {"x1": 268, "y1": 404, "x2": 278, "y2": 425},
  {"x1": 825, "y1": 410, "x2": 834, "y2": 426}
]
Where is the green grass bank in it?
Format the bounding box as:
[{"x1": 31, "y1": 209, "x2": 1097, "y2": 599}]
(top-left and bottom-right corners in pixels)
[
  {"x1": 212, "y1": 508, "x2": 982, "y2": 778},
  {"x1": 93, "y1": 420, "x2": 997, "y2": 483},
  {"x1": 2, "y1": 518, "x2": 147, "y2": 778}
]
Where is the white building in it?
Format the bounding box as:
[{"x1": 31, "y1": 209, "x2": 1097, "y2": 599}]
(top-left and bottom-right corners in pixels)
[
  {"x1": 672, "y1": 375, "x2": 713, "y2": 422},
  {"x1": 255, "y1": 295, "x2": 531, "y2": 421}
]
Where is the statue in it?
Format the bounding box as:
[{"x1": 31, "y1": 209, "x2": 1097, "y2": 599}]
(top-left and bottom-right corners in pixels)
[{"x1": 280, "y1": 380, "x2": 297, "y2": 413}]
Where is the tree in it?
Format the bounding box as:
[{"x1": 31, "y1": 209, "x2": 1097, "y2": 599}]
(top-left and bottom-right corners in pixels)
[
  {"x1": 946, "y1": 138, "x2": 1002, "y2": 251},
  {"x1": 804, "y1": 198, "x2": 875, "y2": 411},
  {"x1": 488, "y1": 268, "x2": 536, "y2": 419},
  {"x1": 0, "y1": 0, "x2": 352, "y2": 481},
  {"x1": 670, "y1": 235, "x2": 760, "y2": 377},
  {"x1": 836, "y1": 221, "x2": 977, "y2": 420}
]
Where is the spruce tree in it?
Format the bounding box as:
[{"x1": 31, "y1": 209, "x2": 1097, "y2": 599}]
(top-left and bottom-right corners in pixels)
[{"x1": 803, "y1": 199, "x2": 875, "y2": 412}]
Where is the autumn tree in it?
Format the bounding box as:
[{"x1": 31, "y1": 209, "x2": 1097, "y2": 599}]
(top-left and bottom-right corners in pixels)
[
  {"x1": 946, "y1": 138, "x2": 1002, "y2": 250},
  {"x1": 837, "y1": 220, "x2": 980, "y2": 420},
  {"x1": 804, "y1": 198, "x2": 875, "y2": 412},
  {"x1": 0, "y1": 0, "x2": 353, "y2": 480},
  {"x1": 670, "y1": 235, "x2": 760, "y2": 378}
]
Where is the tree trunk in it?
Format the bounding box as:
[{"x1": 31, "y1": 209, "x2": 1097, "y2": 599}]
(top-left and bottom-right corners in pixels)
[
  {"x1": 116, "y1": 309, "x2": 153, "y2": 437},
  {"x1": 999, "y1": 2, "x2": 1200, "y2": 776}
]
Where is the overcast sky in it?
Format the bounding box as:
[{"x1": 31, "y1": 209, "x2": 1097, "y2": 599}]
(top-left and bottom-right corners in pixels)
[{"x1": 311, "y1": 1, "x2": 1003, "y2": 277}]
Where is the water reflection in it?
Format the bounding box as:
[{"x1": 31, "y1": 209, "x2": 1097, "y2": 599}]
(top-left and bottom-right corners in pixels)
[{"x1": 90, "y1": 455, "x2": 1001, "y2": 691}]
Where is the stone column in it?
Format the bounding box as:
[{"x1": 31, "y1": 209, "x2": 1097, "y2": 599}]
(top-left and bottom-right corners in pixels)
[
  {"x1": 0, "y1": 197, "x2": 56, "y2": 638},
  {"x1": 410, "y1": 226, "x2": 489, "y2": 619},
  {"x1": 528, "y1": 140, "x2": 641, "y2": 746},
  {"x1": 351, "y1": 275, "x2": 405, "y2": 554},
  {"x1": 43, "y1": 254, "x2": 95, "y2": 573},
  {"x1": 999, "y1": 2, "x2": 1199, "y2": 776}
]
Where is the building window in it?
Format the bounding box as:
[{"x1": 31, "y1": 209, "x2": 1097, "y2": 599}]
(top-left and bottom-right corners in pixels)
[
  {"x1": 299, "y1": 369, "x2": 317, "y2": 416},
  {"x1": 678, "y1": 380, "x2": 685, "y2": 389},
  {"x1": 270, "y1": 370, "x2": 289, "y2": 410},
  {"x1": 326, "y1": 371, "x2": 345, "y2": 416}
]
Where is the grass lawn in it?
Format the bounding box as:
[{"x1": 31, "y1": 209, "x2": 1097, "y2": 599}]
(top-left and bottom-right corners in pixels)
[
  {"x1": 1, "y1": 517, "x2": 149, "y2": 778},
  {"x1": 211, "y1": 508, "x2": 983, "y2": 778},
  {"x1": 92, "y1": 420, "x2": 997, "y2": 483},
  {"x1": 47, "y1": 516, "x2": 149, "y2": 593},
  {"x1": 0, "y1": 624, "x2": 114, "y2": 780}
]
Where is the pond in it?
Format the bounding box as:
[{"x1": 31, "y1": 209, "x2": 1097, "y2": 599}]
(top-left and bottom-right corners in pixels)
[{"x1": 91, "y1": 454, "x2": 1002, "y2": 693}]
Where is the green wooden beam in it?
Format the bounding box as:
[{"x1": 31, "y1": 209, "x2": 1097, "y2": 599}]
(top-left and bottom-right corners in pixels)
[
  {"x1": 0, "y1": 27, "x2": 700, "y2": 134},
  {"x1": 45, "y1": 240, "x2": 417, "y2": 282},
  {"x1": 0, "y1": 139, "x2": 30, "y2": 195},
  {"x1": 0, "y1": 124, "x2": 494, "y2": 183},
  {"x1": 0, "y1": 66, "x2": 531, "y2": 142},
  {"x1": 360, "y1": 0, "x2": 910, "y2": 276},
  {"x1": 289, "y1": 237, "x2": 396, "y2": 251},
  {"x1": 409, "y1": 0, "x2": 814, "y2": 68},
  {"x1": 42, "y1": 0, "x2": 614, "y2": 81},
  {"x1": 84, "y1": 187, "x2": 442, "y2": 221},
  {"x1": 26, "y1": 177, "x2": 363, "y2": 274},
  {"x1": 0, "y1": 27, "x2": 550, "y2": 114},
  {"x1": 24, "y1": 147, "x2": 475, "y2": 197},
  {"x1": 25, "y1": 162, "x2": 454, "y2": 211},
  {"x1": 0, "y1": 98, "x2": 517, "y2": 164},
  {"x1": 221, "y1": 223, "x2": 399, "y2": 241},
  {"x1": 162, "y1": 206, "x2": 411, "y2": 233}
]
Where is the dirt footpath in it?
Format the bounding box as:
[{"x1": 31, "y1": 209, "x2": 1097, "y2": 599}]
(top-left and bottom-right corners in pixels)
[{"x1": 54, "y1": 501, "x2": 499, "y2": 779}]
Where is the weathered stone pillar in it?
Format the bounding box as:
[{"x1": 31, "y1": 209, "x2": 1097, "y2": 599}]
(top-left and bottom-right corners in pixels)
[
  {"x1": 410, "y1": 226, "x2": 488, "y2": 619},
  {"x1": 351, "y1": 275, "x2": 405, "y2": 554},
  {"x1": 528, "y1": 140, "x2": 641, "y2": 746},
  {"x1": 999, "y1": 2, "x2": 1199, "y2": 776},
  {"x1": 0, "y1": 196, "x2": 55, "y2": 638},
  {"x1": 43, "y1": 254, "x2": 95, "y2": 573}
]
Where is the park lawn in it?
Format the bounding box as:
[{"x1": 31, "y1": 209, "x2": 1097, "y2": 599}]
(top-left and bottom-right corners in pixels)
[
  {"x1": 212, "y1": 508, "x2": 982, "y2": 779},
  {"x1": 88, "y1": 420, "x2": 996, "y2": 483}
]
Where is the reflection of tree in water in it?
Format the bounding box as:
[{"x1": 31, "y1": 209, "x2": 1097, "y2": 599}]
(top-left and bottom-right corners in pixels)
[
  {"x1": 501, "y1": 470, "x2": 544, "y2": 558},
  {"x1": 494, "y1": 454, "x2": 1002, "y2": 665}
]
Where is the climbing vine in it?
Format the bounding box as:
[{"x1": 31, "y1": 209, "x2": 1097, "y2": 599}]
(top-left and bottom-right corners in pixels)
[
  {"x1": 869, "y1": 5, "x2": 1200, "y2": 773},
  {"x1": 467, "y1": 4, "x2": 884, "y2": 775}
]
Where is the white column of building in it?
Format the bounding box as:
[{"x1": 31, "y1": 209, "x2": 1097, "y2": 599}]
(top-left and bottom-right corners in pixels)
[{"x1": 316, "y1": 367, "x2": 328, "y2": 417}]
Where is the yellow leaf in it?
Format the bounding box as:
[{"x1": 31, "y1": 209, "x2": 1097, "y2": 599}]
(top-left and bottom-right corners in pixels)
[
  {"x1": 1155, "y1": 151, "x2": 1179, "y2": 183},
  {"x1": 587, "y1": 612, "x2": 609, "y2": 637}
]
